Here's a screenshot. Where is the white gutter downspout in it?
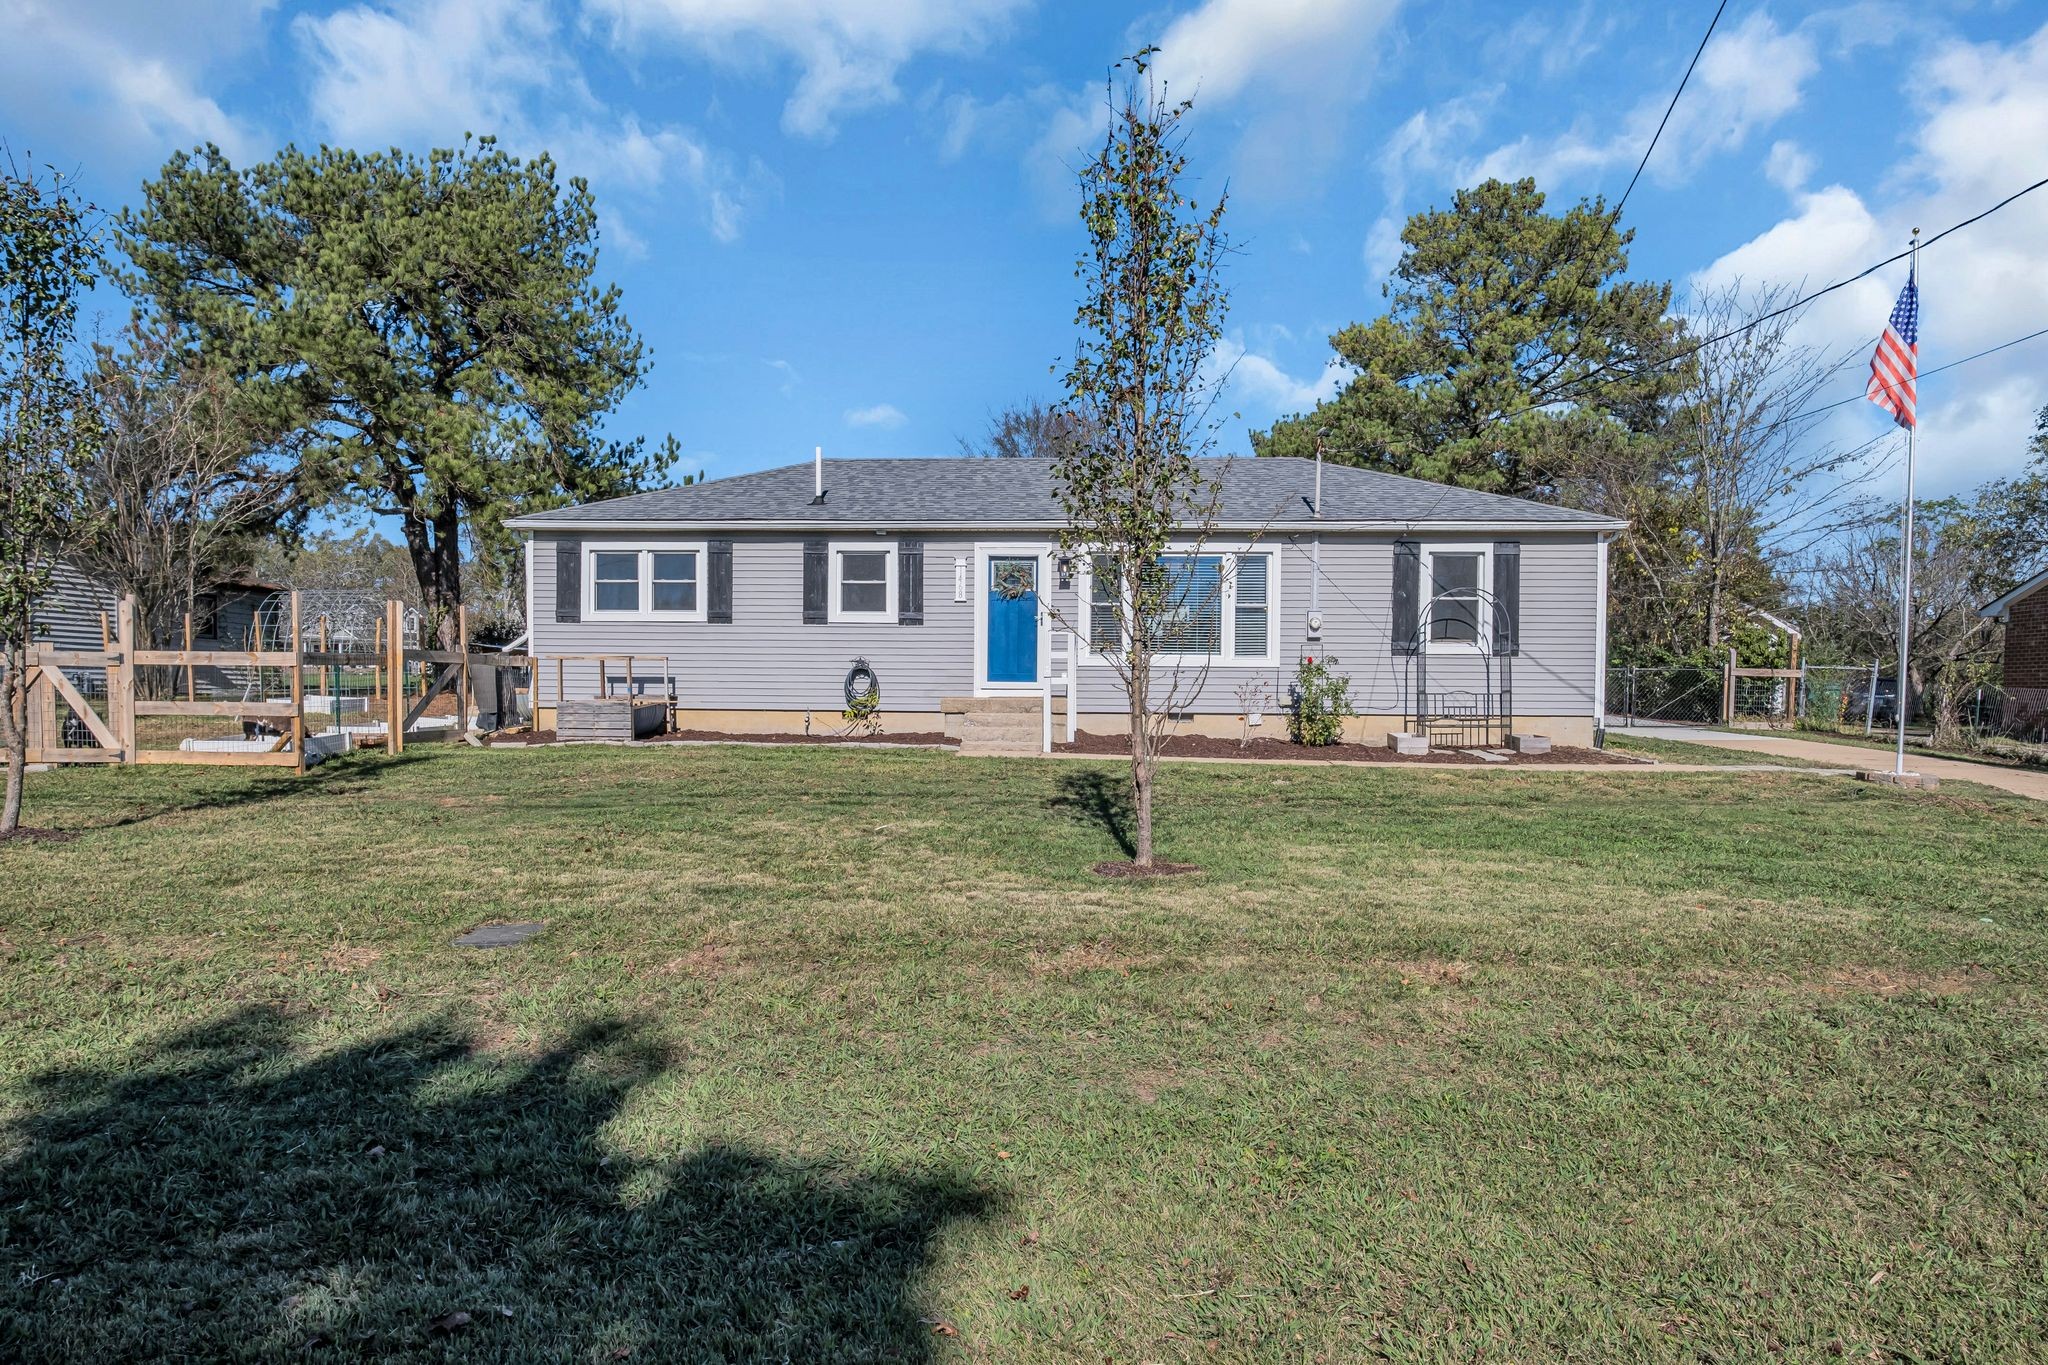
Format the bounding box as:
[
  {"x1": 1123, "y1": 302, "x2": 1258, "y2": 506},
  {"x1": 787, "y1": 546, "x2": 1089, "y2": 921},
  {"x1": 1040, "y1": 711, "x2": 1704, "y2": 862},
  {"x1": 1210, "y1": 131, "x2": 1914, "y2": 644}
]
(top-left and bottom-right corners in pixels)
[
  {"x1": 1308, "y1": 439, "x2": 1324, "y2": 648},
  {"x1": 1593, "y1": 531, "x2": 1611, "y2": 744}
]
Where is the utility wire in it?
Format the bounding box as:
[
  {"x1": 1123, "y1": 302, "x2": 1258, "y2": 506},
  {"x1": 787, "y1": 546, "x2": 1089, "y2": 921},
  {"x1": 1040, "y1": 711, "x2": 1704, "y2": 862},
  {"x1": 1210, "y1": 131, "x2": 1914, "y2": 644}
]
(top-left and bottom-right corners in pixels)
[
  {"x1": 1506, "y1": 173, "x2": 2048, "y2": 420},
  {"x1": 1757, "y1": 323, "x2": 2048, "y2": 435},
  {"x1": 1615, "y1": 0, "x2": 1729, "y2": 216}
]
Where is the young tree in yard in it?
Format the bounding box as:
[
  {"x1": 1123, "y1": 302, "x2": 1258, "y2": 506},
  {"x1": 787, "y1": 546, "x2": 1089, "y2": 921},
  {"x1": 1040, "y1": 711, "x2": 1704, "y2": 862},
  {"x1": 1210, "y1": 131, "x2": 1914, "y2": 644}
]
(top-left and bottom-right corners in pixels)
[
  {"x1": 1053, "y1": 50, "x2": 1232, "y2": 871},
  {"x1": 1252, "y1": 178, "x2": 1685, "y2": 499},
  {"x1": 67, "y1": 317, "x2": 301, "y2": 654},
  {"x1": 119, "y1": 139, "x2": 649, "y2": 648},
  {"x1": 0, "y1": 158, "x2": 100, "y2": 835}
]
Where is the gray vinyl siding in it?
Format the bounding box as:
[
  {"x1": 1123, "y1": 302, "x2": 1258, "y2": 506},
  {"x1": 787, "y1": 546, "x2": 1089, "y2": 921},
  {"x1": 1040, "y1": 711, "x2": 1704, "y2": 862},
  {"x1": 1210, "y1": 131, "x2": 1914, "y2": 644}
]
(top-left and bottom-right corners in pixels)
[
  {"x1": 528, "y1": 528, "x2": 1603, "y2": 717},
  {"x1": 30, "y1": 562, "x2": 115, "y2": 651},
  {"x1": 531, "y1": 531, "x2": 978, "y2": 710},
  {"x1": 1054, "y1": 533, "x2": 1598, "y2": 717}
]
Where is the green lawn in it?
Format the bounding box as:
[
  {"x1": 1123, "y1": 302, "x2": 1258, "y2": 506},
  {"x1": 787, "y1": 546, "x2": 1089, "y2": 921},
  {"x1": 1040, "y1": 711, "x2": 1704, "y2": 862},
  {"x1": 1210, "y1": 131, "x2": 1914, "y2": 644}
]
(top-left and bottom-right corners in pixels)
[
  {"x1": 1602, "y1": 732, "x2": 1842, "y2": 768},
  {"x1": 2, "y1": 746, "x2": 2045, "y2": 1362}
]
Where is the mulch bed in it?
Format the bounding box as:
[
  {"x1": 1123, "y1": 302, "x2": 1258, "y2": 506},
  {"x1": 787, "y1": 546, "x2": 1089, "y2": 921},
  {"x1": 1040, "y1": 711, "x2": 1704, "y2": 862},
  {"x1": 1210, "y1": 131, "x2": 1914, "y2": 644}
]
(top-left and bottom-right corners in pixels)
[
  {"x1": 0, "y1": 827, "x2": 80, "y2": 844},
  {"x1": 658, "y1": 729, "x2": 958, "y2": 748},
  {"x1": 1053, "y1": 732, "x2": 1629, "y2": 765},
  {"x1": 485, "y1": 728, "x2": 957, "y2": 748}
]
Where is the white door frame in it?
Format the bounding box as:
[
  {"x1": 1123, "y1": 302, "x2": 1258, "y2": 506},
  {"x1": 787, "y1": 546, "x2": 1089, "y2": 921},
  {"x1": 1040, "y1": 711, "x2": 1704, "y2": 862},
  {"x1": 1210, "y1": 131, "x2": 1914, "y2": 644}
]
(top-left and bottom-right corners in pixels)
[{"x1": 972, "y1": 542, "x2": 1053, "y2": 696}]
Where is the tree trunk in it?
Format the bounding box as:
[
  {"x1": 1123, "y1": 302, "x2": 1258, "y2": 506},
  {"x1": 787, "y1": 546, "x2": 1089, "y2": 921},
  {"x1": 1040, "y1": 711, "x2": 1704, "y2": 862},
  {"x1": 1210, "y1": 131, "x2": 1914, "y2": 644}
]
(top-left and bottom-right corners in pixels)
[
  {"x1": 1130, "y1": 691, "x2": 1154, "y2": 868},
  {"x1": 1, "y1": 656, "x2": 25, "y2": 835},
  {"x1": 399, "y1": 499, "x2": 466, "y2": 652}
]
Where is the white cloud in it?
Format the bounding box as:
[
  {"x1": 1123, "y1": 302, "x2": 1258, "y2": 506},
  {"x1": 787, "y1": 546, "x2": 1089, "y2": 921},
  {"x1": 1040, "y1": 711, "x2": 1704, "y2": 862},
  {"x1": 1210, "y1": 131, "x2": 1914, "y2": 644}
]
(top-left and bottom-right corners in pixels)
[
  {"x1": 1212, "y1": 335, "x2": 1348, "y2": 420},
  {"x1": 1470, "y1": 12, "x2": 1818, "y2": 192},
  {"x1": 1763, "y1": 140, "x2": 1816, "y2": 194},
  {"x1": 844, "y1": 402, "x2": 908, "y2": 429},
  {"x1": 1694, "y1": 21, "x2": 2048, "y2": 492},
  {"x1": 584, "y1": 0, "x2": 1027, "y2": 139},
  {"x1": 0, "y1": 0, "x2": 271, "y2": 167},
  {"x1": 296, "y1": 0, "x2": 765, "y2": 242},
  {"x1": 1030, "y1": 0, "x2": 1403, "y2": 208}
]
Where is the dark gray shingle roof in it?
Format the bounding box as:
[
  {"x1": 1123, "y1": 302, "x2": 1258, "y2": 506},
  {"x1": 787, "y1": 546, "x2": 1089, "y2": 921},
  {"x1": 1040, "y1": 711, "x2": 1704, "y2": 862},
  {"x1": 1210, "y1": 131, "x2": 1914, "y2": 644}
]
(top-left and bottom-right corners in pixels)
[{"x1": 507, "y1": 457, "x2": 1622, "y2": 529}]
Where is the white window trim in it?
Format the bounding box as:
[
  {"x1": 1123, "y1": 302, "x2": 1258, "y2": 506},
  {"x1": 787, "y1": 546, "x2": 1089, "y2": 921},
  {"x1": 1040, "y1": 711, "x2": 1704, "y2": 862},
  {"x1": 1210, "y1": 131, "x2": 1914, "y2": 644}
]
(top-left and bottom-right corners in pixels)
[
  {"x1": 584, "y1": 541, "x2": 709, "y2": 622},
  {"x1": 1420, "y1": 542, "x2": 1490, "y2": 654},
  {"x1": 828, "y1": 540, "x2": 898, "y2": 624},
  {"x1": 1074, "y1": 542, "x2": 1279, "y2": 669}
]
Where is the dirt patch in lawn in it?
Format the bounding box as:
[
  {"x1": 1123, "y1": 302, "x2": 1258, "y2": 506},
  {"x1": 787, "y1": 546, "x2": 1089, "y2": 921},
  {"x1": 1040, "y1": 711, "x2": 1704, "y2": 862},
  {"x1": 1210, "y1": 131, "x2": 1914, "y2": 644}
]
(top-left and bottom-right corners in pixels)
[
  {"x1": 1053, "y1": 732, "x2": 1627, "y2": 765},
  {"x1": 1822, "y1": 964, "x2": 1993, "y2": 997},
  {"x1": 1092, "y1": 859, "x2": 1202, "y2": 878},
  {"x1": 0, "y1": 826, "x2": 79, "y2": 844}
]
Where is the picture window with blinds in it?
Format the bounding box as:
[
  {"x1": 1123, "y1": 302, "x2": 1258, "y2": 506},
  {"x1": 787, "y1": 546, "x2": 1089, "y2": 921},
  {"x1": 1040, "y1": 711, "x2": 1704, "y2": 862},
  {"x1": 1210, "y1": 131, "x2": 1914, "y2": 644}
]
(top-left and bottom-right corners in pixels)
[{"x1": 1082, "y1": 548, "x2": 1275, "y2": 665}]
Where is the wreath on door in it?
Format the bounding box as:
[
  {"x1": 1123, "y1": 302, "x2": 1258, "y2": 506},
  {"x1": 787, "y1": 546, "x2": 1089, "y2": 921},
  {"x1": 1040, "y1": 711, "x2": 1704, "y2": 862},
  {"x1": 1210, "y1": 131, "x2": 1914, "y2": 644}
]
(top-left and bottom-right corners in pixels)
[{"x1": 994, "y1": 564, "x2": 1034, "y2": 600}]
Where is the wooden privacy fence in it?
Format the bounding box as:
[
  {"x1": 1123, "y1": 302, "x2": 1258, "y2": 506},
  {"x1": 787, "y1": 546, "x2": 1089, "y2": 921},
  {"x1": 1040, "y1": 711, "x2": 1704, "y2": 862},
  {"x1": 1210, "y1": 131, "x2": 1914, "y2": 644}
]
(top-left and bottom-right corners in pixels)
[{"x1": 22, "y1": 594, "x2": 531, "y2": 771}]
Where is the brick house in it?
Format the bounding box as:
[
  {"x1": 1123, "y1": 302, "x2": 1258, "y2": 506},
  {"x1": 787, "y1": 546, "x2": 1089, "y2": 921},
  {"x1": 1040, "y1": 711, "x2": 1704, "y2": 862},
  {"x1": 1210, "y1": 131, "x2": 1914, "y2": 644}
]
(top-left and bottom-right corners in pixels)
[{"x1": 1980, "y1": 565, "x2": 2048, "y2": 737}]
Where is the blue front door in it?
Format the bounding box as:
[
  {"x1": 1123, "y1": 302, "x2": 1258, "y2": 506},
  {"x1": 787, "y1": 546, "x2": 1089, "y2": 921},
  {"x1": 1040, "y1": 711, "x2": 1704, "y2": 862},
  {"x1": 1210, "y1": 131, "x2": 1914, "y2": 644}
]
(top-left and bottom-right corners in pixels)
[{"x1": 986, "y1": 556, "x2": 1039, "y2": 684}]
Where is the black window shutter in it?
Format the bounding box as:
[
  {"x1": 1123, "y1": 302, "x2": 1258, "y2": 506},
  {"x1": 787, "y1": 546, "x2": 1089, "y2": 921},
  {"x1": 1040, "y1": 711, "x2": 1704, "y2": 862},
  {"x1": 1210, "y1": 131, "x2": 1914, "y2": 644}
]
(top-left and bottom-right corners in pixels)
[
  {"x1": 1492, "y1": 541, "x2": 1521, "y2": 656},
  {"x1": 898, "y1": 540, "x2": 924, "y2": 625},
  {"x1": 1391, "y1": 539, "x2": 1420, "y2": 655},
  {"x1": 707, "y1": 539, "x2": 733, "y2": 623},
  {"x1": 554, "y1": 538, "x2": 582, "y2": 623},
  {"x1": 802, "y1": 540, "x2": 828, "y2": 623}
]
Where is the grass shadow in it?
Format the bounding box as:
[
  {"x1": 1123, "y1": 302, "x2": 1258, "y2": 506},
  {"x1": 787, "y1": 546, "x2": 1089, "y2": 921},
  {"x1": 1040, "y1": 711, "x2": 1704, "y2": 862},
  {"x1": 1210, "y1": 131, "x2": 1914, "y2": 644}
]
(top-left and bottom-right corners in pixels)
[
  {"x1": 0, "y1": 1007, "x2": 994, "y2": 1361},
  {"x1": 84, "y1": 750, "x2": 441, "y2": 833},
  {"x1": 1048, "y1": 767, "x2": 1136, "y2": 859}
]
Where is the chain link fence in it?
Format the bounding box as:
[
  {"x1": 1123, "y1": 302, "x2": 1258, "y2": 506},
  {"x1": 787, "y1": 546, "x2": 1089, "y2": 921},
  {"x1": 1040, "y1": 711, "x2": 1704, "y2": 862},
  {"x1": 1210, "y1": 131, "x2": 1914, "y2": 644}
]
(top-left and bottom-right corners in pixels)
[{"x1": 1605, "y1": 665, "x2": 1724, "y2": 727}]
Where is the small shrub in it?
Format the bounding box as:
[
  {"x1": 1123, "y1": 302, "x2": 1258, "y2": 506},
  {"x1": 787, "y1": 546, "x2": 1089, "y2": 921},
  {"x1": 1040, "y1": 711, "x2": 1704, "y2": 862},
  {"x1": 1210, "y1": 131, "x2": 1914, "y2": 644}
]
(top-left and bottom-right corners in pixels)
[{"x1": 1289, "y1": 655, "x2": 1354, "y2": 746}]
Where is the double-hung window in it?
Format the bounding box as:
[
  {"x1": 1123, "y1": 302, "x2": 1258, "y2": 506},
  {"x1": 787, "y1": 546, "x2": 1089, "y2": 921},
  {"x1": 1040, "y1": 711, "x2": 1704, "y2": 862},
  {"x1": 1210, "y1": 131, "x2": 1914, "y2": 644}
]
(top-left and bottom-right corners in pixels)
[
  {"x1": 585, "y1": 544, "x2": 706, "y2": 621},
  {"x1": 1422, "y1": 546, "x2": 1487, "y2": 650},
  {"x1": 1082, "y1": 547, "x2": 1275, "y2": 665},
  {"x1": 829, "y1": 544, "x2": 897, "y2": 623}
]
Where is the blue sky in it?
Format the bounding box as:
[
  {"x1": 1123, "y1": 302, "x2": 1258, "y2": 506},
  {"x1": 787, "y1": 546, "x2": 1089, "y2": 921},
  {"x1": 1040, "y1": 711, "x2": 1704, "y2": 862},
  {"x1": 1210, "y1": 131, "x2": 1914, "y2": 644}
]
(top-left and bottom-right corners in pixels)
[{"x1": 6, "y1": 0, "x2": 2047, "y2": 501}]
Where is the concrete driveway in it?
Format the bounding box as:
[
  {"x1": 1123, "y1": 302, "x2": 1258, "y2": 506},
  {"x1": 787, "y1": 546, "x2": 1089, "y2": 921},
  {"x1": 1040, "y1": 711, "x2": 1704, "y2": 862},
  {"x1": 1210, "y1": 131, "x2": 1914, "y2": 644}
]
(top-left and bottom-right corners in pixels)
[{"x1": 1610, "y1": 722, "x2": 2048, "y2": 802}]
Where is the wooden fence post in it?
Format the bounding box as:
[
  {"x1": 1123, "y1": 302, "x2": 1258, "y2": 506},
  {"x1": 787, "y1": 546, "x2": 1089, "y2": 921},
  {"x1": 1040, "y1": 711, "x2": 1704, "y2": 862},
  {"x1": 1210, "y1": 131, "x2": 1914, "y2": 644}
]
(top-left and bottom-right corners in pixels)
[
  {"x1": 290, "y1": 591, "x2": 306, "y2": 775},
  {"x1": 386, "y1": 599, "x2": 403, "y2": 756},
  {"x1": 183, "y1": 612, "x2": 195, "y2": 702},
  {"x1": 456, "y1": 605, "x2": 471, "y2": 734},
  {"x1": 1722, "y1": 646, "x2": 1736, "y2": 726},
  {"x1": 113, "y1": 596, "x2": 138, "y2": 761}
]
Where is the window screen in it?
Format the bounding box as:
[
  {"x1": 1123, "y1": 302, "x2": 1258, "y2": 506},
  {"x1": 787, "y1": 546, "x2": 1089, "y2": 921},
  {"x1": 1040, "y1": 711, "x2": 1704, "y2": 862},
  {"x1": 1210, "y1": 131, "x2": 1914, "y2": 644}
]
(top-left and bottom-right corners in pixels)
[
  {"x1": 1430, "y1": 552, "x2": 1481, "y2": 644},
  {"x1": 649, "y1": 552, "x2": 697, "y2": 612},
  {"x1": 592, "y1": 552, "x2": 639, "y2": 613},
  {"x1": 839, "y1": 550, "x2": 889, "y2": 614}
]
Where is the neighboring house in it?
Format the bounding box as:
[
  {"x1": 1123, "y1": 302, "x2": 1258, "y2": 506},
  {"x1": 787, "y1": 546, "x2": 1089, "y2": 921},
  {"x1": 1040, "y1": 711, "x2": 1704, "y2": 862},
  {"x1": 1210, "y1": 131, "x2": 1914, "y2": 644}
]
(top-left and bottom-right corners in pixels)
[
  {"x1": 34, "y1": 562, "x2": 280, "y2": 702},
  {"x1": 1979, "y1": 564, "x2": 2048, "y2": 737},
  {"x1": 508, "y1": 456, "x2": 1626, "y2": 746}
]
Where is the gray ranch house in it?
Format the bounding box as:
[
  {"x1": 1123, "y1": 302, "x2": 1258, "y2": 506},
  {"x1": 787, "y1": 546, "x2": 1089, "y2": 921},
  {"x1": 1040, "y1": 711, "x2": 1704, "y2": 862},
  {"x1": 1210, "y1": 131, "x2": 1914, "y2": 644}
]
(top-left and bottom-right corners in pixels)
[{"x1": 508, "y1": 456, "x2": 1624, "y2": 748}]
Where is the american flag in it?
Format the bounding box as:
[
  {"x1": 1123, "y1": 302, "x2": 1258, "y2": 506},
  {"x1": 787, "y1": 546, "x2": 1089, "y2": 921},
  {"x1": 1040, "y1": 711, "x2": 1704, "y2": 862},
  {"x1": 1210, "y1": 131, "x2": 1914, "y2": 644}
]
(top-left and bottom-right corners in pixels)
[{"x1": 1866, "y1": 274, "x2": 1919, "y2": 428}]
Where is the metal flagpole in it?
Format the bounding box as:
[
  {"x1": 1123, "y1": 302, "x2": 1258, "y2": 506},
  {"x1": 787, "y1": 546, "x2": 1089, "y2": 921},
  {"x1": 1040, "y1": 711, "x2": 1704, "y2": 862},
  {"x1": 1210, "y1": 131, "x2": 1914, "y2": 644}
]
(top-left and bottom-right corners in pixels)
[{"x1": 1893, "y1": 228, "x2": 1920, "y2": 777}]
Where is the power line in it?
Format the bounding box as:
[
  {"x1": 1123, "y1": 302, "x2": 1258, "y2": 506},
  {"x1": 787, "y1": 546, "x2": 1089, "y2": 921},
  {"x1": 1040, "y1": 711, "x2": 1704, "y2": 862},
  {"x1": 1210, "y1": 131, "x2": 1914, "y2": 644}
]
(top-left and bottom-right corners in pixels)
[
  {"x1": 1508, "y1": 173, "x2": 2048, "y2": 419},
  {"x1": 1759, "y1": 323, "x2": 2048, "y2": 435},
  {"x1": 1615, "y1": 0, "x2": 1729, "y2": 216}
]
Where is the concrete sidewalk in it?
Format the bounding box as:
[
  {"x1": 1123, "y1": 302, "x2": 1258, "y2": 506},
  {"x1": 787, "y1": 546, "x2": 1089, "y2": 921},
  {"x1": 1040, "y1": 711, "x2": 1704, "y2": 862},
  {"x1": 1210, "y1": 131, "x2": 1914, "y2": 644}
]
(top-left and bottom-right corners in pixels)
[{"x1": 1611, "y1": 723, "x2": 2048, "y2": 801}]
